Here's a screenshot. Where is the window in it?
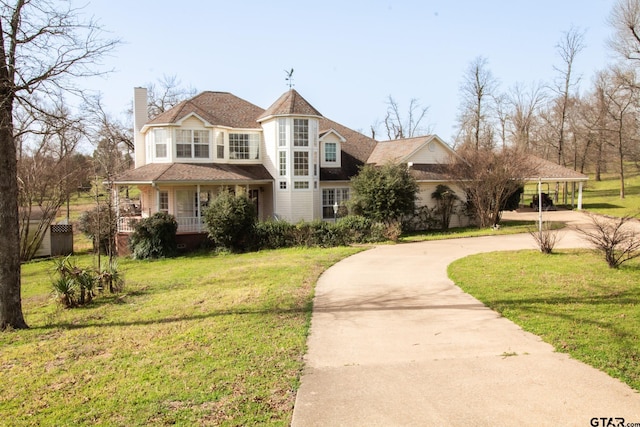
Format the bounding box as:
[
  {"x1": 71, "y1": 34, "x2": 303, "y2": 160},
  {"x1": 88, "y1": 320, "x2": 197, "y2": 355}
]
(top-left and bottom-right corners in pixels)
[
  {"x1": 293, "y1": 151, "x2": 309, "y2": 176},
  {"x1": 229, "y1": 133, "x2": 260, "y2": 160},
  {"x1": 322, "y1": 188, "x2": 349, "y2": 219},
  {"x1": 176, "y1": 129, "x2": 210, "y2": 159},
  {"x1": 324, "y1": 142, "x2": 337, "y2": 162},
  {"x1": 279, "y1": 151, "x2": 287, "y2": 176},
  {"x1": 176, "y1": 190, "x2": 196, "y2": 218},
  {"x1": 159, "y1": 191, "x2": 169, "y2": 213},
  {"x1": 216, "y1": 132, "x2": 225, "y2": 159},
  {"x1": 278, "y1": 118, "x2": 287, "y2": 146},
  {"x1": 294, "y1": 181, "x2": 309, "y2": 189},
  {"x1": 279, "y1": 181, "x2": 287, "y2": 190},
  {"x1": 293, "y1": 119, "x2": 308, "y2": 147},
  {"x1": 154, "y1": 129, "x2": 167, "y2": 158}
]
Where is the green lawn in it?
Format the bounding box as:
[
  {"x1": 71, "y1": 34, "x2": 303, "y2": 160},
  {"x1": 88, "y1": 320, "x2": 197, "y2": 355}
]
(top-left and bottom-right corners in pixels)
[
  {"x1": 8, "y1": 173, "x2": 640, "y2": 424},
  {"x1": 581, "y1": 171, "x2": 640, "y2": 217},
  {"x1": 445, "y1": 173, "x2": 640, "y2": 392},
  {"x1": 2, "y1": 247, "x2": 362, "y2": 426},
  {"x1": 448, "y1": 250, "x2": 640, "y2": 392}
]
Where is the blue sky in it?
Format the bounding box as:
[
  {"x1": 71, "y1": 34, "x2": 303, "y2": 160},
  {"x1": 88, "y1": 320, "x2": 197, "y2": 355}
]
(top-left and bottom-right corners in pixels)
[{"x1": 79, "y1": 0, "x2": 615, "y2": 143}]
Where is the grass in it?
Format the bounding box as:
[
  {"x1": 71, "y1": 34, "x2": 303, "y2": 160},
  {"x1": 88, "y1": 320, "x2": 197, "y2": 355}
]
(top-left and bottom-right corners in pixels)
[
  {"x1": 581, "y1": 170, "x2": 640, "y2": 217},
  {"x1": 448, "y1": 249, "x2": 640, "y2": 392},
  {"x1": 401, "y1": 220, "x2": 564, "y2": 242},
  {"x1": 9, "y1": 172, "x2": 638, "y2": 425},
  {"x1": 2, "y1": 246, "x2": 362, "y2": 426}
]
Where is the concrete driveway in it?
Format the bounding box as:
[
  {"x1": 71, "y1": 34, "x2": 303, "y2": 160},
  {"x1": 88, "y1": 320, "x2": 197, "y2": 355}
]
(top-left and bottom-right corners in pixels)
[{"x1": 291, "y1": 211, "x2": 640, "y2": 426}]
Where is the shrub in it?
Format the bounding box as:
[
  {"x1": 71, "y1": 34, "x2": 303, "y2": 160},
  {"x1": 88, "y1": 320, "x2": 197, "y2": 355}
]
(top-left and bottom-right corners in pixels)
[
  {"x1": 254, "y1": 220, "x2": 296, "y2": 249},
  {"x1": 431, "y1": 184, "x2": 460, "y2": 230},
  {"x1": 383, "y1": 220, "x2": 403, "y2": 242},
  {"x1": 50, "y1": 255, "x2": 123, "y2": 308},
  {"x1": 350, "y1": 163, "x2": 418, "y2": 224},
  {"x1": 575, "y1": 212, "x2": 640, "y2": 268},
  {"x1": 529, "y1": 221, "x2": 560, "y2": 254},
  {"x1": 336, "y1": 215, "x2": 387, "y2": 243},
  {"x1": 403, "y1": 205, "x2": 439, "y2": 232},
  {"x1": 129, "y1": 212, "x2": 178, "y2": 259},
  {"x1": 203, "y1": 191, "x2": 256, "y2": 252},
  {"x1": 78, "y1": 204, "x2": 117, "y2": 254}
]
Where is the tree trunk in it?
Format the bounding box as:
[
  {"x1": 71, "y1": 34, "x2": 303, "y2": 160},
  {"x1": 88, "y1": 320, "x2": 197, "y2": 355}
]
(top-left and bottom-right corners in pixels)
[{"x1": 0, "y1": 100, "x2": 28, "y2": 330}]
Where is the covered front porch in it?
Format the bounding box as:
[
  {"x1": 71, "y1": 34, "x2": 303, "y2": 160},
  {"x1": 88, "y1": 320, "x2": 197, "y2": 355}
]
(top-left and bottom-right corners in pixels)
[
  {"x1": 115, "y1": 182, "x2": 273, "y2": 234},
  {"x1": 112, "y1": 162, "x2": 274, "y2": 254}
]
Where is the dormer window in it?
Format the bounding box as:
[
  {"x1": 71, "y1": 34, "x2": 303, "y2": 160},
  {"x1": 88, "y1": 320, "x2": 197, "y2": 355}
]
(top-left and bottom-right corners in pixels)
[
  {"x1": 324, "y1": 142, "x2": 337, "y2": 162},
  {"x1": 176, "y1": 129, "x2": 210, "y2": 159}
]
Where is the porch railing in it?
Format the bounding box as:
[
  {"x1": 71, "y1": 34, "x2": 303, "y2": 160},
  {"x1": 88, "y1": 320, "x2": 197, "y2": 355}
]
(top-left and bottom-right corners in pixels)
[{"x1": 117, "y1": 216, "x2": 205, "y2": 233}]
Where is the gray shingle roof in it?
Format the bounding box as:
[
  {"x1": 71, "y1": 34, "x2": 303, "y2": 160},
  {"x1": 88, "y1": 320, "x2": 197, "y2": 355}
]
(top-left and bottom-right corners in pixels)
[
  {"x1": 525, "y1": 156, "x2": 589, "y2": 182},
  {"x1": 318, "y1": 118, "x2": 378, "y2": 181},
  {"x1": 257, "y1": 89, "x2": 322, "y2": 121},
  {"x1": 148, "y1": 92, "x2": 264, "y2": 129},
  {"x1": 114, "y1": 163, "x2": 273, "y2": 184},
  {"x1": 367, "y1": 136, "x2": 434, "y2": 165}
]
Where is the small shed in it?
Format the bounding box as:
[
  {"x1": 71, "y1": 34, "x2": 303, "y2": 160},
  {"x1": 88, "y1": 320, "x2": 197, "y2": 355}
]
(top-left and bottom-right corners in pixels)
[{"x1": 22, "y1": 207, "x2": 74, "y2": 258}]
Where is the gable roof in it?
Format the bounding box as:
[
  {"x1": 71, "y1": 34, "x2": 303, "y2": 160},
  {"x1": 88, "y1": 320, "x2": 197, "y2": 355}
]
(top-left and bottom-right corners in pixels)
[
  {"x1": 147, "y1": 92, "x2": 264, "y2": 129},
  {"x1": 367, "y1": 135, "x2": 455, "y2": 165},
  {"x1": 257, "y1": 89, "x2": 322, "y2": 121}
]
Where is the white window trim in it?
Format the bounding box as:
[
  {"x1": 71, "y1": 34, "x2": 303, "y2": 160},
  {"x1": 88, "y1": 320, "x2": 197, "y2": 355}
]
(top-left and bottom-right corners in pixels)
[{"x1": 175, "y1": 128, "x2": 212, "y2": 161}]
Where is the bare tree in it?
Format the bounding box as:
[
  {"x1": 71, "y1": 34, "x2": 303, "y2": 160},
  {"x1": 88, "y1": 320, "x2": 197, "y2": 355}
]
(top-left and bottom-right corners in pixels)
[
  {"x1": 380, "y1": 96, "x2": 431, "y2": 140},
  {"x1": 0, "y1": 0, "x2": 118, "y2": 330},
  {"x1": 576, "y1": 74, "x2": 612, "y2": 179},
  {"x1": 609, "y1": 0, "x2": 640, "y2": 63},
  {"x1": 447, "y1": 146, "x2": 537, "y2": 228},
  {"x1": 507, "y1": 82, "x2": 546, "y2": 150},
  {"x1": 456, "y1": 56, "x2": 499, "y2": 150},
  {"x1": 551, "y1": 27, "x2": 585, "y2": 166},
  {"x1": 600, "y1": 66, "x2": 639, "y2": 198},
  {"x1": 493, "y1": 92, "x2": 509, "y2": 148},
  {"x1": 146, "y1": 74, "x2": 197, "y2": 120},
  {"x1": 17, "y1": 103, "x2": 87, "y2": 261}
]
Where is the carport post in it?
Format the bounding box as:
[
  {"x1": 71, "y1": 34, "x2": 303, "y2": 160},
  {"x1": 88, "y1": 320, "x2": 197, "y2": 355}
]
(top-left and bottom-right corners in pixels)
[{"x1": 538, "y1": 178, "x2": 543, "y2": 241}]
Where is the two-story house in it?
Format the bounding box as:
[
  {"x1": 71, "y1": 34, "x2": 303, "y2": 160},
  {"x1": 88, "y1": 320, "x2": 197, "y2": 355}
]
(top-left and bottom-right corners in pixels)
[{"x1": 113, "y1": 88, "x2": 464, "y2": 252}]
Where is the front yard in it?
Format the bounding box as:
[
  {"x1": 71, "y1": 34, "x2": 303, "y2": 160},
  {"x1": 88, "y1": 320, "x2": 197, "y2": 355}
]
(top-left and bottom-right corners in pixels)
[{"x1": 2, "y1": 247, "x2": 361, "y2": 426}]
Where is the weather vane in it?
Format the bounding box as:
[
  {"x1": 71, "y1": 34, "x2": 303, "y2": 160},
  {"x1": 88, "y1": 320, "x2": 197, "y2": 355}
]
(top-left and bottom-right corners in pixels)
[{"x1": 285, "y1": 68, "x2": 294, "y2": 89}]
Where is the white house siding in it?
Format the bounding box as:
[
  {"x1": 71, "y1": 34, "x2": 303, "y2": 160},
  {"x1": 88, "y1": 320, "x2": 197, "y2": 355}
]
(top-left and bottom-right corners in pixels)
[
  {"x1": 180, "y1": 116, "x2": 205, "y2": 128},
  {"x1": 290, "y1": 190, "x2": 315, "y2": 223},
  {"x1": 416, "y1": 182, "x2": 469, "y2": 228},
  {"x1": 261, "y1": 120, "x2": 278, "y2": 181},
  {"x1": 275, "y1": 190, "x2": 292, "y2": 221},
  {"x1": 406, "y1": 141, "x2": 451, "y2": 164}
]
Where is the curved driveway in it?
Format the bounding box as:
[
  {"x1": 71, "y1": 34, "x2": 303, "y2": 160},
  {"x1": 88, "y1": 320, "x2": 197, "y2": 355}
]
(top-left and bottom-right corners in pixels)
[{"x1": 292, "y1": 211, "x2": 640, "y2": 426}]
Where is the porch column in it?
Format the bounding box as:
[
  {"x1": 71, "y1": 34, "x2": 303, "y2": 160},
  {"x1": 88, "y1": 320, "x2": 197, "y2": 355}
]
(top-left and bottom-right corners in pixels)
[
  {"x1": 577, "y1": 182, "x2": 583, "y2": 210},
  {"x1": 196, "y1": 184, "x2": 201, "y2": 232},
  {"x1": 154, "y1": 184, "x2": 160, "y2": 216}
]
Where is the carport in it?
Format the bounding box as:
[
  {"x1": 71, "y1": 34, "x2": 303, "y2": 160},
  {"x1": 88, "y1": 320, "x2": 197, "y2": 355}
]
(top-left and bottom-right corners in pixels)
[{"x1": 523, "y1": 156, "x2": 589, "y2": 210}]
